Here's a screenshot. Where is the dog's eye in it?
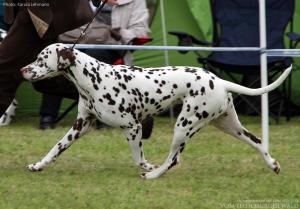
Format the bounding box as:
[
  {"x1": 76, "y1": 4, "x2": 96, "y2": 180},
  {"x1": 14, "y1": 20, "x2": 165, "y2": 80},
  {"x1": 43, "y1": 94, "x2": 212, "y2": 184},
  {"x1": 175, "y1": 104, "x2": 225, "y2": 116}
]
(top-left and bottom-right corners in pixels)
[{"x1": 37, "y1": 58, "x2": 44, "y2": 67}]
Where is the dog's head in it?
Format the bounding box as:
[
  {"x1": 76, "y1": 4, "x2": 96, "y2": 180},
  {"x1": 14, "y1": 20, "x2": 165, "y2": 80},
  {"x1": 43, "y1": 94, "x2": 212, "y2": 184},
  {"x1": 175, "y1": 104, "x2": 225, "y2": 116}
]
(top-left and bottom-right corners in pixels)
[{"x1": 21, "y1": 43, "x2": 76, "y2": 81}]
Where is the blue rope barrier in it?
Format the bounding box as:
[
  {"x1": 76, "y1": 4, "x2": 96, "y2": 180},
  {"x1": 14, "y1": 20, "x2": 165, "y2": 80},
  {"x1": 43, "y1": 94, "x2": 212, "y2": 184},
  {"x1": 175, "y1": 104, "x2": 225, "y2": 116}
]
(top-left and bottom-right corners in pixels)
[
  {"x1": 66, "y1": 44, "x2": 262, "y2": 52},
  {"x1": 66, "y1": 44, "x2": 300, "y2": 57}
]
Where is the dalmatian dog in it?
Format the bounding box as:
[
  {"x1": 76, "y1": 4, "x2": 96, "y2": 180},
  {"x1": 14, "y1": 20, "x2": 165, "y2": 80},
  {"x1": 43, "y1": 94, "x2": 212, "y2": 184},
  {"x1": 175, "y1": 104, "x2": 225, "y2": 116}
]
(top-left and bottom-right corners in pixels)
[{"x1": 21, "y1": 43, "x2": 291, "y2": 179}]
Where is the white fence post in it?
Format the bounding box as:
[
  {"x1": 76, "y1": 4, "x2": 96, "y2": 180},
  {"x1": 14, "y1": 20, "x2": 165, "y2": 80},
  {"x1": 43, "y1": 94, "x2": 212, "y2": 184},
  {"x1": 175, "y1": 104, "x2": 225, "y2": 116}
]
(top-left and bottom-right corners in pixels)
[{"x1": 259, "y1": 0, "x2": 269, "y2": 151}]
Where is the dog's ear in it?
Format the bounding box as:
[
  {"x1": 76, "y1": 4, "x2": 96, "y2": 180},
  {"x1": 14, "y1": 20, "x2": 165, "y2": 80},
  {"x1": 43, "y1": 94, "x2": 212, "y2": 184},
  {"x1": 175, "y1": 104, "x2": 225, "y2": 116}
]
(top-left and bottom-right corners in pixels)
[{"x1": 56, "y1": 48, "x2": 76, "y2": 69}]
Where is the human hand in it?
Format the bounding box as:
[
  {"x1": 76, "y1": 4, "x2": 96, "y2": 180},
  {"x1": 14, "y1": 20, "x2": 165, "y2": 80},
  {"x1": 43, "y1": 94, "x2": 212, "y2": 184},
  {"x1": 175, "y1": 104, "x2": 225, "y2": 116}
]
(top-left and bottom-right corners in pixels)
[
  {"x1": 91, "y1": 0, "x2": 118, "y2": 7},
  {"x1": 106, "y1": 0, "x2": 118, "y2": 5}
]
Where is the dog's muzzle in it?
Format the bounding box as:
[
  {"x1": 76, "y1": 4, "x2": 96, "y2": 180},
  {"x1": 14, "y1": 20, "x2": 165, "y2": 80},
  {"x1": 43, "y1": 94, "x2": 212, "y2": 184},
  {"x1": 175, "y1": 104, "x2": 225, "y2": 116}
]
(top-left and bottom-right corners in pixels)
[{"x1": 21, "y1": 66, "x2": 34, "y2": 81}]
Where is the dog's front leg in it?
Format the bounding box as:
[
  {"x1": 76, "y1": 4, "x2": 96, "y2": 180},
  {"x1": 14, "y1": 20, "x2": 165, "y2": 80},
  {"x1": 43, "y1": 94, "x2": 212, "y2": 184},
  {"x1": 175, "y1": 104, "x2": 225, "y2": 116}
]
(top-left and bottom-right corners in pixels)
[
  {"x1": 27, "y1": 114, "x2": 95, "y2": 172},
  {"x1": 125, "y1": 124, "x2": 158, "y2": 172}
]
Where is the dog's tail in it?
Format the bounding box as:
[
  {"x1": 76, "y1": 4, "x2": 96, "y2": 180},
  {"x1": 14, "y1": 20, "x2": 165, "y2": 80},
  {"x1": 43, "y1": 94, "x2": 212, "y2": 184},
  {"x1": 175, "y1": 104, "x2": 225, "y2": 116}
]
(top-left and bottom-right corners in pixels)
[{"x1": 223, "y1": 65, "x2": 292, "y2": 96}]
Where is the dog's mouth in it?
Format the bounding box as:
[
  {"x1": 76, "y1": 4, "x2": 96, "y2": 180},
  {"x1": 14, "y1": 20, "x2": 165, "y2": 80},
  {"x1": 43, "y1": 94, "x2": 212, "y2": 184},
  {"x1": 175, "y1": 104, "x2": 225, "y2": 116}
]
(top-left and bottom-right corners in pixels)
[
  {"x1": 25, "y1": 76, "x2": 45, "y2": 82},
  {"x1": 21, "y1": 66, "x2": 45, "y2": 82}
]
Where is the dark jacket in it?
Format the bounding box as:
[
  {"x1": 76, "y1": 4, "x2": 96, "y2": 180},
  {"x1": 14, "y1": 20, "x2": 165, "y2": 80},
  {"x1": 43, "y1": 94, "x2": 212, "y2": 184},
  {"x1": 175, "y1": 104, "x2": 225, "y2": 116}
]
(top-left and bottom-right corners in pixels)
[{"x1": 4, "y1": 0, "x2": 93, "y2": 38}]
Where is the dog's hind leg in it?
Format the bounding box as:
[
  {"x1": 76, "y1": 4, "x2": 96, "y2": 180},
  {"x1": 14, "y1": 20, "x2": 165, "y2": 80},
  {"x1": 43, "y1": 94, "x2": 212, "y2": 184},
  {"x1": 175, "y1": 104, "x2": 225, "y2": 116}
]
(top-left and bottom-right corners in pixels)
[
  {"x1": 27, "y1": 110, "x2": 95, "y2": 172},
  {"x1": 124, "y1": 123, "x2": 158, "y2": 171},
  {"x1": 142, "y1": 102, "x2": 207, "y2": 179},
  {"x1": 213, "y1": 96, "x2": 280, "y2": 174}
]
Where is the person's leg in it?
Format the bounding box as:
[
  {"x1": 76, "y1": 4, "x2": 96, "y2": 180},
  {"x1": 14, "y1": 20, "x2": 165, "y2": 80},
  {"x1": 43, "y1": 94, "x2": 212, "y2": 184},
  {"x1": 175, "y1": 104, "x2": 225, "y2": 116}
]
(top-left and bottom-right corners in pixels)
[
  {"x1": 39, "y1": 94, "x2": 63, "y2": 129},
  {"x1": 34, "y1": 76, "x2": 78, "y2": 129},
  {"x1": 33, "y1": 76, "x2": 79, "y2": 100},
  {"x1": 0, "y1": 99, "x2": 18, "y2": 126},
  {"x1": 0, "y1": 8, "x2": 53, "y2": 117},
  {"x1": 40, "y1": 94, "x2": 63, "y2": 118},
  {"x1": 0, "y1": 104, "x2": 8, "y2": 117}
]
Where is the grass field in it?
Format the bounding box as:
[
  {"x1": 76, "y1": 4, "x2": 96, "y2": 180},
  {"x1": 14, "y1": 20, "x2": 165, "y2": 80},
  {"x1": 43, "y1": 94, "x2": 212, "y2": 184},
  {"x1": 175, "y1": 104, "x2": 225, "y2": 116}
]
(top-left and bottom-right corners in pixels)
[{"x1": 0, "y1": 116, "x2": 299, "y2": 209}]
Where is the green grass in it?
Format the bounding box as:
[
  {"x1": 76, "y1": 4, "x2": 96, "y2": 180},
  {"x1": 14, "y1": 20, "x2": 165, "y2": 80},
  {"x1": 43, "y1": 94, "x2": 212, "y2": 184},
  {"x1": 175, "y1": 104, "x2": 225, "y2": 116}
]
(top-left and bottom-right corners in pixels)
[{"x1": 0, "y1": 116, "x2": 299, "y2": 209}]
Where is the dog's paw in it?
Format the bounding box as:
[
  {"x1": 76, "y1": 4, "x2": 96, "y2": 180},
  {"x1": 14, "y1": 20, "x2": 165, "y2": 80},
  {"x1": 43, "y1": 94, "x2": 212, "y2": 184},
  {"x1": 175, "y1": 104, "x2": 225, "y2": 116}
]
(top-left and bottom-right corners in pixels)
[
  {"x1": 139, "y1": 162, "x2": 160, "y2": 172},
  {"x1": 140, "y1": 172, "x2": 147, "y2": 179},
  {"x1": 140, "y1": 172, "x2": 156, "y2": 180},
  {"x1": 140, "y1": 171, "x2": 158, "y2": 180},
  {"x1": 27, "y1": 163, "x2": 43, "y2": 172},
  {"x1": 272, "y1": 160, "x2": 280, "y2": 174},
  {"x1": 140, "y1": 168, "x2": 163, "y2": 180}
]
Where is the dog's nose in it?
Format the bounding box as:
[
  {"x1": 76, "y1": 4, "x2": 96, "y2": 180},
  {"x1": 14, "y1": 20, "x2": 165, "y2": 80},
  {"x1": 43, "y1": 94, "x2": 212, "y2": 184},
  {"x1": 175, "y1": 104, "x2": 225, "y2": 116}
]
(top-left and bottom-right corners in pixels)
[
  {"x1": 20, "y1": 67, "x2": 34, "y2": 80},
  {"x1": 21, "y1": 66, "x2": 33, "y2": 75},
  {"x1": 20, "y1": 67, "x2": 28, "y2": 75}
]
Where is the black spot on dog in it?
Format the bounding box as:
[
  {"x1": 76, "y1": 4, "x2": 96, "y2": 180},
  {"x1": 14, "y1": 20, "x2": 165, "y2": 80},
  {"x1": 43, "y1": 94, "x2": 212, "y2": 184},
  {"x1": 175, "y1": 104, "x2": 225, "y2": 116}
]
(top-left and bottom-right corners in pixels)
[
  {"x1": 209, "y1": 80, "x2": 214, "y2": 90},
  {"x1": 202, "y1": 111, "x2": 209, "y2": 118},
  {"x1": 167, "y1": 158, "x2": 178, "y2": 170},
  {"x1": 201, "y1": 87, "x2": 206, "y2": 95},
  {"x1": 74, "y1": 132, "x2": 80, "y2": 139},
  {"x1": 182, "y1": 119, "x2": 188, "y2": 127},
  {"x1": 162, "y1": 95, "x2": 171, "y2": 101},
  {"x1": 73, "y1": 118, "x2": 83, "y2": 131},
  {"x1": 113, "y1": 87, "x2": 120, "y2": 94},
  {"x1": 119, "y1": 104, "x2": 125, "y2": 112},
  {"x1": 187, "y1": 104, "x2": 191, "y2": 112},
  {"x1": 184, "y1": 67, "x2": 197, "y2": 74},
  {"x1": 195, "y1": 112, "x2": 202, "y2": 120},
  {"x1": 190, "y1": 90, "x2": 199, "y2": 97},
  {"x1": 123, "y1": 74, "x2": 132, "y2": 83},
  {"x1": 129, "y1": 66, "x2": 143, "y2": 72},
  {"x1": 57, "y1": 48, "x2": 76, "y2": 66},
  {"x1": 83, "y1": 68, "x2": 88, "y2": 76},
  {"x1": 118, "y1": 82, "x2": 127, "y2": 90},
  {"x1": 93, "y1": 84, "x2": 99, "y2": 90},
  {"x1": 103, "y1": 93, "x2": 116, "y2": 105},
  {"x1": 150, "y1": 98, "x2": 155, "y2": 104},
  {"x1": 243, "y1": 130, "x2": 261, "y2": 144}
]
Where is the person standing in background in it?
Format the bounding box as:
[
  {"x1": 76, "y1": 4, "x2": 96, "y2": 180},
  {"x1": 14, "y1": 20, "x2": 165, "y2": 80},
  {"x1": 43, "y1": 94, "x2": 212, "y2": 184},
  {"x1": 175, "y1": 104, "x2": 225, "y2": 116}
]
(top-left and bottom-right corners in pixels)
[{"x1": 0, "y1": 0, "x2": 117, "y2": 118}]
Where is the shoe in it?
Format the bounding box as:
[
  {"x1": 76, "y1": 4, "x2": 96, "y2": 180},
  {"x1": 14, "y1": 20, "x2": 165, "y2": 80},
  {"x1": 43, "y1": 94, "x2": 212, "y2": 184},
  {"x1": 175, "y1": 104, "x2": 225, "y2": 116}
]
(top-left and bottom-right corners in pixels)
[{"x1": 39, "y1": 115, "x2": 55, "y2": 130}]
